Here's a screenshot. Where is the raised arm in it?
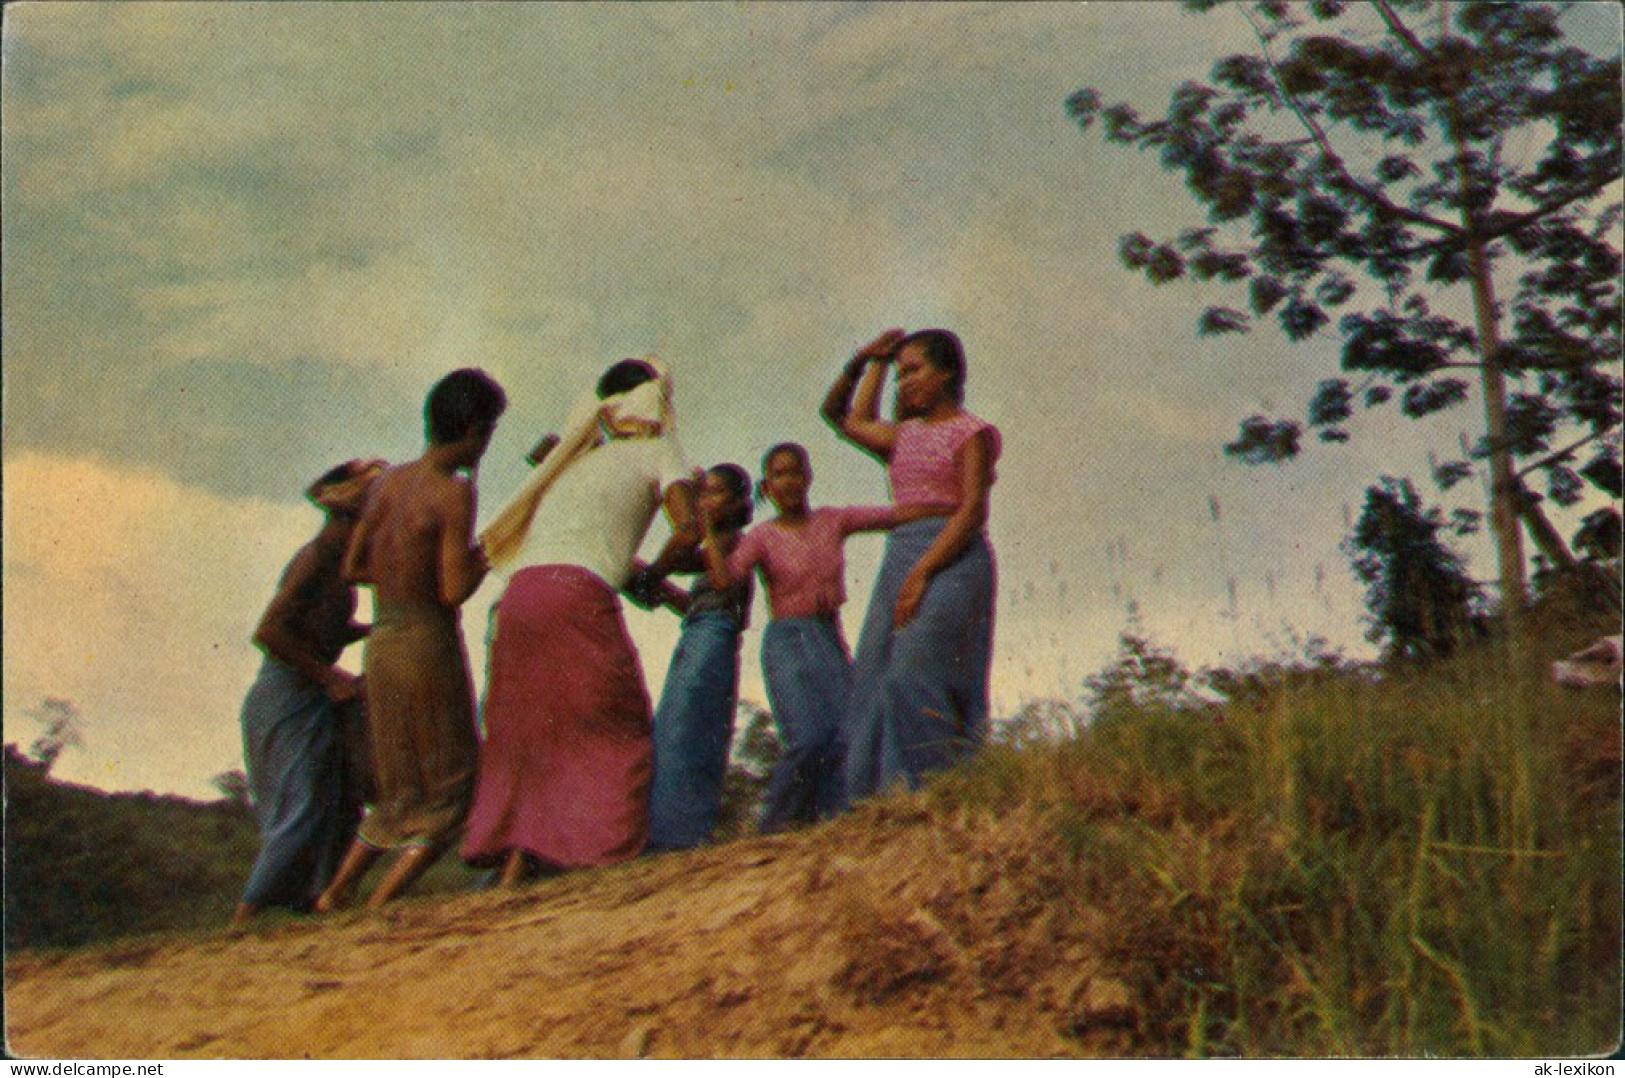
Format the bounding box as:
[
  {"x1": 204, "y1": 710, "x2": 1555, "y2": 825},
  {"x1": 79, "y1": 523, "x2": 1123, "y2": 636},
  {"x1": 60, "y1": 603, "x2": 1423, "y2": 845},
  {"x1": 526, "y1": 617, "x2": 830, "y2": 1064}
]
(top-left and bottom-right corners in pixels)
[
  {"x1": 823, "y1": 329, "x2": 905, "y2": 461},
  {"x1": 892, "y1": 429, "x2": 994, "y2": 628},
  {"x1": 438, "y1": 478, "x2": 488, "y2": 607}
]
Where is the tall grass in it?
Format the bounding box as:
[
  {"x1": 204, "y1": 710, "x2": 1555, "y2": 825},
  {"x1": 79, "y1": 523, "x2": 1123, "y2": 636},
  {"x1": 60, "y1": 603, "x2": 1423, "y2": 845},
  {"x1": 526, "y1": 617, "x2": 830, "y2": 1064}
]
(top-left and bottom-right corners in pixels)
[{"x1": 935, "y1": 634, "x2": 1621, "y2": 1057}]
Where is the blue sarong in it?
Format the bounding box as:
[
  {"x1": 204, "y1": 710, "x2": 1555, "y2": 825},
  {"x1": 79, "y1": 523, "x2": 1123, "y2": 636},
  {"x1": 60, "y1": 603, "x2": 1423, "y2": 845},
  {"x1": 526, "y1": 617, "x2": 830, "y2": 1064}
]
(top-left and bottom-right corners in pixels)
[
  {"x1": 648, "y1": 610, "x2": 743, "y2": 850},
  {"x1": 845, "y1": 516, "x2": 996, "y2": 799},
  {"x1": 759, "y1": 615, "x2": 852, "y2": 831},
  {"x1": 239, "y1": 658, "x2": 353, "y2": 909}
]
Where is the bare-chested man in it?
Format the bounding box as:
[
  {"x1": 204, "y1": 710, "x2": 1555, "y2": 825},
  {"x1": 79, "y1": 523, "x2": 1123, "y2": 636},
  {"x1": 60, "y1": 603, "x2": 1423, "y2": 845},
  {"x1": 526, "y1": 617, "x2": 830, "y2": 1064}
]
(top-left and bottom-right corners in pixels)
[
  {"x1": 232, "y1": 458, "x2": 385, "y2": 927},
  {"x1": 315, "y1": 367, "x2": 507, "y2": 912}
]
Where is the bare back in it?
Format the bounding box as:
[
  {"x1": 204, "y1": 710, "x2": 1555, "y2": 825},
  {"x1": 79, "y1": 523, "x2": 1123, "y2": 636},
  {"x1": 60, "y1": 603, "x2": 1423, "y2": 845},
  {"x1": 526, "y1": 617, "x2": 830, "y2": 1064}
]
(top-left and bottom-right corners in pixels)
[
  {"x1": 347, "y1": 460, "x2": 474, "y2": 608},
  {"x1": 274, "y1": 539, "x2": 360, "y2": 662}
]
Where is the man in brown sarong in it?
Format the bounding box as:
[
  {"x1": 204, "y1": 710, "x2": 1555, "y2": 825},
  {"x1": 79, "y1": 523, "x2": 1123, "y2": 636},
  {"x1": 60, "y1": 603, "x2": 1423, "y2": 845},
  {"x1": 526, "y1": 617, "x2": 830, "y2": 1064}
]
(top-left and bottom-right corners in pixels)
[{"x1": 314, "y1": 367, "x2": 507, "y2": 912}]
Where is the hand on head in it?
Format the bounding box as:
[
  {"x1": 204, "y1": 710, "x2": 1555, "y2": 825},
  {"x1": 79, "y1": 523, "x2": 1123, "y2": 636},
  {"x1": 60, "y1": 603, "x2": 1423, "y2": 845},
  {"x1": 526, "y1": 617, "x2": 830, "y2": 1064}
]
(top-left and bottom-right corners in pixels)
[
  {"x1": 310, "y1": 458, "x2": 389, "y2": 514},
  {"x1": 856, "y1": 327, "x2": 907, "y2": 364}
]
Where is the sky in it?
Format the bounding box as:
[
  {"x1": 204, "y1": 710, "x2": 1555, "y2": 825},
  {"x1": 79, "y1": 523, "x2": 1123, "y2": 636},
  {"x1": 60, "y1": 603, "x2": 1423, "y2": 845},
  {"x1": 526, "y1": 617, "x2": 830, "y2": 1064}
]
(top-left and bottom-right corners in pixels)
[{"x1": 4, "y1": 1, "x2": 1620, "y2": 800}]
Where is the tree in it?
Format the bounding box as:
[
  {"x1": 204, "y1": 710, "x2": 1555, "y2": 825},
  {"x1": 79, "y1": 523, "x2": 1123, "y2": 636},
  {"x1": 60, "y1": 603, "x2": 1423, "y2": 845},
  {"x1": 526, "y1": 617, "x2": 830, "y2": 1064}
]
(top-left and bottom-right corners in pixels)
[
  {"x1": 1345, "y1": 475, "x2": 1487, "y2": 659},
  {"x1": 211, "y1": 768, "x2": 253, "y2": 813},
  {"x1": 993, "y1": 697, "x2": 1088, "y2": 748},
  {"x1": 25, "y1": 696, "x2": 83, "y2": 773},
  {"x1": 1083, "y1": 632, "x2": 1209, "y2": 722},
  {"x1": 1068, "y1": 1, "x2": 1622, "y2": 622},
  {"x1": 715, "y1": 701, "x2": 782, "y2": 841}
]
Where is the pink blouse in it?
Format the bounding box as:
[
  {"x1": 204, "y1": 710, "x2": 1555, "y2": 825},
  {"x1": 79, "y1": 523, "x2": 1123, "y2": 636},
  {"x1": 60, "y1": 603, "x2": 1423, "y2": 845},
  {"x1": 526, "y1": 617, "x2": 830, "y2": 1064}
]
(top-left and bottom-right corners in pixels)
[
  {"x1": 727, "y1": 505, "x2": 895, "y2": 619},
  {"x1": 888, "y1": 411, "x2": 1001, "y2": 506}
]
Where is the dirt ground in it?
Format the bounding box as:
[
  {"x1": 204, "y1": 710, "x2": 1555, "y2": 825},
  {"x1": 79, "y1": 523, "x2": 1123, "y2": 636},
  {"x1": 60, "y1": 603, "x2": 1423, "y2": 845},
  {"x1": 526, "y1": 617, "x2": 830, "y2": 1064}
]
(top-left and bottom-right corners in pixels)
[{"x1": 5, "y1": 798, "x2": 1136, "y2": 1059}]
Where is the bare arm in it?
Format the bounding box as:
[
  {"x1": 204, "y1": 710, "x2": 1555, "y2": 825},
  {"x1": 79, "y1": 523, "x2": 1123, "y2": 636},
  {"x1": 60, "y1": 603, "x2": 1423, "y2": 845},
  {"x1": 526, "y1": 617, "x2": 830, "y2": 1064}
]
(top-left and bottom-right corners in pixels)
[
  {"x1": 642, "y1": 479, "x2": 702, "y2": 580},
  {"x1": 526, "y1": 433, "x2": 561, "y2": 467},
  {"x1": 254, "y1": 547, "x2": 360, "y2": 701},
  {"x1": 699, "y1": 511, "x2": 742, "y2": 594},
  {"x1": 657, "y1": 579, "x2": 692, "y2": 613},
  {"x1": 438, "y1": 478, "x2": 488, "y2": 607},
  {"x1": 823, "y1": 329, "x2": 905, "y2": 460},
  {"x1": 820, "y1": 354, "x2": 868, "y2": 428},
  {"x1": 341, "y1": 515, "x2": 372, "y2": 586},
  {"x1": 841, "y1": 501, "x2": 957, "y2": 535},
  {"x1": 626, "y1": 558, "x2": 692, "y2": 613},
  {"x1": 892, "y1": 430, "x2": 994, "y2": 627}
]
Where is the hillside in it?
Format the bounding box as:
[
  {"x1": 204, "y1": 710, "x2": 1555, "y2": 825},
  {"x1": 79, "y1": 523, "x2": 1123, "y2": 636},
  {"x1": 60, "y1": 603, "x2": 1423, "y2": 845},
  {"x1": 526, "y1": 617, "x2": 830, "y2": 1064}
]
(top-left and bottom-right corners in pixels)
[
  {"x1": 6, "y1": 796, "x2": 1138, "y2": 1059},
  {"x1": 2, "y1": 749, "x2": 262, "y2": 950},
  {"x1": 7, "y1": 629, "x2": 1620, "y2": 1059}
]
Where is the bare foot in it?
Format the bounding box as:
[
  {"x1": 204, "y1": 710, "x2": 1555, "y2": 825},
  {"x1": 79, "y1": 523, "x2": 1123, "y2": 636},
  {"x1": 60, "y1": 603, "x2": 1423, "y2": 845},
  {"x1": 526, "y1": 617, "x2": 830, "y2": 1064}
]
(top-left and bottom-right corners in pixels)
[
  {"x1": 313, "y1": 885, "x2": 352, "y2": 914},
  {"x1": 227, "y1": 902, "x2": 259, "y2": 936},
  {"x1": 316, "y1": 839, "x2": 382, "y2": 913}
]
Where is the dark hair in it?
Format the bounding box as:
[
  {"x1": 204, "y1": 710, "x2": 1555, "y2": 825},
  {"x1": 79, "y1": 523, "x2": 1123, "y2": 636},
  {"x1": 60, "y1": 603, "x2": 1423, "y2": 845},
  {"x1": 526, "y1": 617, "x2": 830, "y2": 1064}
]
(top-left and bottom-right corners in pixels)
[
  {"x1": 708, "y1": 463, "x2": 754, "y2": 530},
  {"x1": 761, "y1": 441, "x2": 810, "y2": 474},
  {"x1": 597, "y1": 358, "x2": 658, "y2": 400},
  {"x1": 426, "y1": 368, "x2": 507, "y2": 444},
  {"x1": 899, "y1": 328, "x2": 966, "y2": 404},
  {"x1": 755, "y1": 441, "x2": 810, "y2": 503},
  {"x1": 311, "y1": 461, "x2": 357, "y2": 489}
]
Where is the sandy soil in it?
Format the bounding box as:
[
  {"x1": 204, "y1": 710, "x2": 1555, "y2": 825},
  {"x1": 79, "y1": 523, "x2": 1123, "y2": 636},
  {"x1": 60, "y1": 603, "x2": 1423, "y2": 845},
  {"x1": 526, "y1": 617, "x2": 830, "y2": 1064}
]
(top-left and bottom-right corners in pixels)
[{"x1": 6, "y1": 798, "x2": 1136, "y2": 1059}]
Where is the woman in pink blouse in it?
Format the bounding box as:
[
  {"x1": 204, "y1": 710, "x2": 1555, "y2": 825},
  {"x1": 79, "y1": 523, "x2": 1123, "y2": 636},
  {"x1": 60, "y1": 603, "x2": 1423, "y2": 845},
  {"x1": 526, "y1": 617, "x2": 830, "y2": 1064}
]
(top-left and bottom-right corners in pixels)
[
  {"x1": 703, "y1": 442, "x2": 947, "y2": 831},
  {"x1": 822, "y1": 327, "x2": 1001, "y2": 799}
]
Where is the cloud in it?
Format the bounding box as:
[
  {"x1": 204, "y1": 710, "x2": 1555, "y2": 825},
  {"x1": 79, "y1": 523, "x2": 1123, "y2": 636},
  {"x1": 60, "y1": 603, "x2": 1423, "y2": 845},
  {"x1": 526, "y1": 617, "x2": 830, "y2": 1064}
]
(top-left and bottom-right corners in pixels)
[
  {"x1": 1, "y1": 452, "x2": 323, "y2": 796},
  {"x1": 8, "y1": 2, "x2": 1600, "y2": 799}
]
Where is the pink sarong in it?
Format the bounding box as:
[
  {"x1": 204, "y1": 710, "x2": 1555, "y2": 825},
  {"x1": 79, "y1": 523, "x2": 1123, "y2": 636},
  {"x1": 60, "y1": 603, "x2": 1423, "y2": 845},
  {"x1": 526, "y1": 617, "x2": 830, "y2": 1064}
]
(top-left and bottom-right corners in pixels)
[{"x1": 461, "y1": 565, "x2": 653, "y2": 869}]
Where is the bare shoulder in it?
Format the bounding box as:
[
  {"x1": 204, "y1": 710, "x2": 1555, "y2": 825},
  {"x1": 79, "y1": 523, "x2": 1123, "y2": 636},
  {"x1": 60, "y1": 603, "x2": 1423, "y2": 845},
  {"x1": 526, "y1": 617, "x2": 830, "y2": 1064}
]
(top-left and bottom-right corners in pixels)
[
  {"x1": 411, "y1": 470, "x2": 474, "y2": 533},
  {"x1": 430, "y1": 469, "x2": 475, "y2": 509},
  {"x1": 275, "y1": 538, "x2": 326, "y2": 593}
]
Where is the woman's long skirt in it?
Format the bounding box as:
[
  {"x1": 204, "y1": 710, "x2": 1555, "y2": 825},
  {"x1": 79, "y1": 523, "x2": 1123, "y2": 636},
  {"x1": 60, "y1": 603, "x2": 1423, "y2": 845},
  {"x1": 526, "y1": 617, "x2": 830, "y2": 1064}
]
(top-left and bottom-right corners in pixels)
[
  {"x1": 844, "y1": 517, "x2": 996, "y2": 800},
  {"x1": 647, "y1": 611, "x2": 743, "y2": 850},
  {"x1": 759, "y1": 615, "x2": 853, "y2": 831},
  {"x1": 238, "y1": 659, "x2": 353, "y2": 910},
  {"x1": 461, "y1": 565, "x2": 654, "y2": 869},
  {"x1": 356, "y1": 600, "x2": 479, "y2": 850}
]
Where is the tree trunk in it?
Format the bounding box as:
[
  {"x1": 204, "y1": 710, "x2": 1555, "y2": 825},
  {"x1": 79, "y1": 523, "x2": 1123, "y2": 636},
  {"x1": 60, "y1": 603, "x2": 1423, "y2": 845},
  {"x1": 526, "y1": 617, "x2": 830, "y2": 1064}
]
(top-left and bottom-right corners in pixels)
[
  {"x1": 1465, "y1": 233, "x2": 1529, "y2": 621},
  {"x1": 1513, "y1": 482, "x2": 1577, "y2": 573},
  {"x1": 1437, "y1": 6, "x2": 1527, "y2": 629}
]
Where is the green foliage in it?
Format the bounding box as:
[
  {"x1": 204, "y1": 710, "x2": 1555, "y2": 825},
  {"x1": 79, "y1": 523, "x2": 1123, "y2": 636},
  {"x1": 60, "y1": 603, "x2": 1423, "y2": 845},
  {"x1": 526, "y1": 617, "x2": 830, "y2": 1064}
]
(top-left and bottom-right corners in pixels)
[
  {"x1": 24, "y1": 696, "x2": 83, "y2": 772},
  {"x1": 713, "y1": 701, "x2": 781, "y2": 842},
  {"x1": 13, "y1": 629, "x2": 1618, "y2": 1057},
  {"x1": 4, "y1": 745, "x2": 261, "y2": 949},
  {"x1": 933, "y1": 630, "x2": 1620, "y2": 1056},
  {"x1": 211, "y1": 768, "x2": 252, "y2": 811},
  {"x1": 1071, "y1": 0, "x2": 1623, "y2": 577},
  {"x1": 1346, "y1": 476, "x2": 1489, "y2": 658},
  {"x1": 992, "y1": 697, "x2": 1088, "y2": 750}
]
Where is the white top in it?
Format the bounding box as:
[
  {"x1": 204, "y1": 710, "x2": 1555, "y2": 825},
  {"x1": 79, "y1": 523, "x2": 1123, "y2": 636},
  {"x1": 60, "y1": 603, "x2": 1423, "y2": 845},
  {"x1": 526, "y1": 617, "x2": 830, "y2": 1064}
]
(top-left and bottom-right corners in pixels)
[{"x1": 501, "y1": 433, "x2": 691, "y2": 589}]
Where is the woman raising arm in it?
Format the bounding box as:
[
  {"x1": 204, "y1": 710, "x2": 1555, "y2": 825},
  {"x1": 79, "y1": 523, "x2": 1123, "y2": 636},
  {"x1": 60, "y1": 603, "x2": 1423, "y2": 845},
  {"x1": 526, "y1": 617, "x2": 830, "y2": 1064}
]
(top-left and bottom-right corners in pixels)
[{"x1": 823, "y1": 327, "x2": 1001, "y2": 800}]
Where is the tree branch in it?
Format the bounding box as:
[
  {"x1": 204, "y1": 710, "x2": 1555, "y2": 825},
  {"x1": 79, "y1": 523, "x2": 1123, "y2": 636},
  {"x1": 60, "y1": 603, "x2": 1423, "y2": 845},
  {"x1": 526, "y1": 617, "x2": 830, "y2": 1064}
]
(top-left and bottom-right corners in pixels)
[
  {"x1": 1513, "y1": 480, "x2": 1579, "y2": 571},
  {"x1": 1237, "y1": 2, "x2": 1462, "y2": 237},
  {"x1": 1372, "y1": 0, "x2": 1436, "y2": 65},
  {"x1": 1481, "y1": 172, "x2": 1625, "y2": 242},
  {"x1": 1515, "y1": 425, "x2": 1620, "y2": 480}
]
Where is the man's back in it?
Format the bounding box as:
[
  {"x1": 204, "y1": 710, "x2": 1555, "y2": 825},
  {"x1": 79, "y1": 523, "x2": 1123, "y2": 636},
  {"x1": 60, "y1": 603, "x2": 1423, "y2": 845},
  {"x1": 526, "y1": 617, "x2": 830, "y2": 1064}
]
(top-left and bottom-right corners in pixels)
[{"x1": 352, "y1": 461, "x2": 468, "y2": 607}]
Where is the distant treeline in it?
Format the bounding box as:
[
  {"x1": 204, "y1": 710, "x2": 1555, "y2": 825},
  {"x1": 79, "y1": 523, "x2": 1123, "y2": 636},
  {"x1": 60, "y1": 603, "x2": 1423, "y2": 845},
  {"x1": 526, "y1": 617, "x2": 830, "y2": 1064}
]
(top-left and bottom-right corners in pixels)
[
  {"x1": 4, "y1": 746, "x2": 261, "y2": 949},
  {"x1": 2, "y1": 702, "x2": 782, "y2": 952}
]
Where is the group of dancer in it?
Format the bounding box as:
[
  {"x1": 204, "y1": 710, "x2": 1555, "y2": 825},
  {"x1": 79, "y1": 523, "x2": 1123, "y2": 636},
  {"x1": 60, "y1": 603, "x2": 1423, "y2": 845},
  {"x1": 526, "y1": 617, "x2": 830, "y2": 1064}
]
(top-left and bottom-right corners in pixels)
[{"x1": 231, "y1": 327, "x2": 999, "y2": 923}]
